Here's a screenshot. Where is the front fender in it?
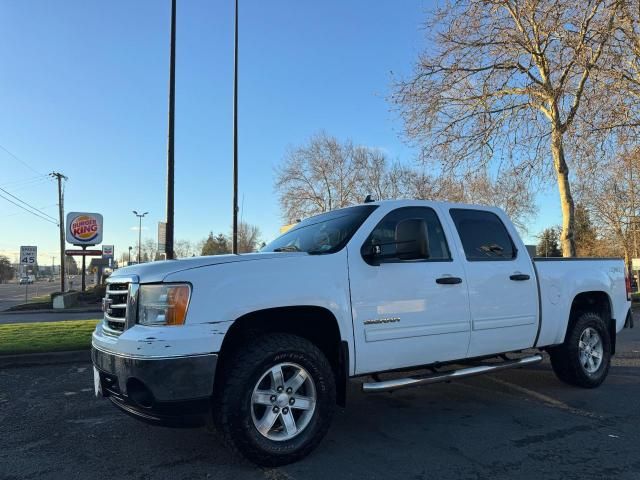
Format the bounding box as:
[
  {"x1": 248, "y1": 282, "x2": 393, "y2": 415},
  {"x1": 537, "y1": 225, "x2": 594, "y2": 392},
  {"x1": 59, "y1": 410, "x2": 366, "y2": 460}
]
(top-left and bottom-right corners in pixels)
[{"x1": 163, "y1": 251, "x2": 355, "y2": 372}]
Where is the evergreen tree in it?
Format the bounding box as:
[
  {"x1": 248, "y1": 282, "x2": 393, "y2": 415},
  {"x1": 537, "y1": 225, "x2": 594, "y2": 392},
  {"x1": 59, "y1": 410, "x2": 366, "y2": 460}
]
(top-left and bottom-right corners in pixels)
[
  {"x1": 201, "y1": 232, "x2": 230, "y2": 255},
  {"x1": 536, "y1": 228, "x2": 561, "y2": 257},
  {"x1": 574, "y1": 204, "x2": 598, "y2": 257}
]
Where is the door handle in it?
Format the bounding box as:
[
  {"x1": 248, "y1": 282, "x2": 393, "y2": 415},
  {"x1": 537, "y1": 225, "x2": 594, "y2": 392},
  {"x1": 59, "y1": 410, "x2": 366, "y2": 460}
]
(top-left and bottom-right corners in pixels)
[
  {"x1": 510, "y1": 274, "x2": 530, "y2": 281},
  {"x1": 436, "y1": 276, "x2": 462, "y2": 285}
]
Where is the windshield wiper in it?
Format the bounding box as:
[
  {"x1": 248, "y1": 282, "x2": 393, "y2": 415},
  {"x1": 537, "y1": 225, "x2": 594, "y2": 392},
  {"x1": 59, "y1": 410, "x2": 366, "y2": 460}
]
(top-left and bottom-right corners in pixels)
[{"x1": 272, "y1": 245, "x2": 301, "y2": 252}]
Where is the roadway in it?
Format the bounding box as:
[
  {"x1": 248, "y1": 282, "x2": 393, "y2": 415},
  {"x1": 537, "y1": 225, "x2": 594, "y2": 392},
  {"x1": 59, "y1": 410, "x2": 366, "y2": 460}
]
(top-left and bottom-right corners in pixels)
[
  {"x1": 0, "y1": 275, "x2": 93, "y2": 311},
  {"x1": 0, "y1": 314, "x2": 638, "y2": 480},
  {"x1": 0, "y1": 280, "x2": 61, "y2": 311}
]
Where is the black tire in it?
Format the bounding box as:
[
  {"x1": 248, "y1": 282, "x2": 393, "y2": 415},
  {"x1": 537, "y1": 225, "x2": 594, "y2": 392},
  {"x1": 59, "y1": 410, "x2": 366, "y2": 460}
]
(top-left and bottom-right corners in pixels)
[
  {"x1": 213, "y1": 333, "x2": 335, "y2": 466},
  {"x1": 549, "y1": 311, "x2": 611, "y2": 388}
]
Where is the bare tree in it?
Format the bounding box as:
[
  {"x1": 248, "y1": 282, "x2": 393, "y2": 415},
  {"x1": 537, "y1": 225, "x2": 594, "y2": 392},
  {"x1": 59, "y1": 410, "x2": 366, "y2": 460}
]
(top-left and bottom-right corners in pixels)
[
  {"x1": 354, "y1": 150, "x2": 416, "y2": 201},
  {"x1": 592, "y1": 1, "x2": 640, "y2": 132},
  {"x1": 275, "y1": 132, "x2": 423, "y2": 222},
  {"x1": 408, "y1": 169, "x2": 536, "y2": 231},
  {"x1": 134, "y1": 239, "x2": 158, "y2": 263},
  {"x1": 465, "y1": 172, "x2": 537, "y2": 231},
  {"x1": 174, "y1": 239, "x2": 197, "y2": 258},
  {"x1": 275, "y1": 132, "x2": 365, "y2": 222},
  {"x1": 276, "y1": 132, "x2": 536, "y2": 228},
  {"x1": 393, "y1": 0, "x2": 621, "y2": 256},
  {"x1": 237, "y1": 222, "x2": 261, "y2": 253},
  {"x1": 576, "y1": 146, "x2": 640, "y2": 264}
]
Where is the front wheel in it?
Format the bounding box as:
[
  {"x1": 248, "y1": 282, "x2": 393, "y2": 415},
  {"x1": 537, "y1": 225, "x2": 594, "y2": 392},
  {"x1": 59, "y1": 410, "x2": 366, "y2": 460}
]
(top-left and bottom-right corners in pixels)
[
  {"x1": 213, "y1": 333, "x2": 336, "y2": 466},
  {"x1": 549, "y1": 311, "x2": 611, "y2": 388}
]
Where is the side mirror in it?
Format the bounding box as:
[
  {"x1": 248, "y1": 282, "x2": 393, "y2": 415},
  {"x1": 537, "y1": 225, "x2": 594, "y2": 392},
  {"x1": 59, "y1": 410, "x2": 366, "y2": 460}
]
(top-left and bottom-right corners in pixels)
[
  {"x1": 362, "y1": 218, "x2": 430, "y2": 265},
  {"x1": 395, "y1": 218, "x2": 430, "y2": 261},
  {"x1": 361, "y1": 244, "x2": 382, "y2": 265}
]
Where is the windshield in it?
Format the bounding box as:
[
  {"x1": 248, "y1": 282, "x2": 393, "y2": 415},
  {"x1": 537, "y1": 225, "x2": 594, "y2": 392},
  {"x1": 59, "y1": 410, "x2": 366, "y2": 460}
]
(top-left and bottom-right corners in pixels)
[{"x1": 262, "y1": 205, "x2": 378, "y2": 254}]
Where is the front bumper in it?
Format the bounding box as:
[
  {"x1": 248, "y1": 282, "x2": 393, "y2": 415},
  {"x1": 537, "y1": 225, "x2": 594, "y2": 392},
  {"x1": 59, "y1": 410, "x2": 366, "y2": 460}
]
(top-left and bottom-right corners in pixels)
[{"x1": 92, "y1": 345, "x2": 218, "y2": 427}]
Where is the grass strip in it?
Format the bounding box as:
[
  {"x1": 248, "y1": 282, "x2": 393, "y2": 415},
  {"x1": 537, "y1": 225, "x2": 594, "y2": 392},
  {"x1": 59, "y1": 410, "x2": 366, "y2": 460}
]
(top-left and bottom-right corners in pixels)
[{"x1": 0, "y1": 319, "x2": 99, "y2": 355}]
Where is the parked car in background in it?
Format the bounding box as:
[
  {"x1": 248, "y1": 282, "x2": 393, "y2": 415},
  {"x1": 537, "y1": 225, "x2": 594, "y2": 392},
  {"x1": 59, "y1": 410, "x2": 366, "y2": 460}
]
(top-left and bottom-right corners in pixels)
[
  {"x1": 18, "y1": 276, "x2": 33, "y2": 285},
  {"x1": 92, "y1": 199, "x2": 633, "y2": 466}
]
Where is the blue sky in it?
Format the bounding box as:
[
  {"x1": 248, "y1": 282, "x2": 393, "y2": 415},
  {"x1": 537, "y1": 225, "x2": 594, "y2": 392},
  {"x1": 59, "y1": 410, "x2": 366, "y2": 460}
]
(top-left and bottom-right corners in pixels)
[{"x1": 0, "y1": 0, "x2": 559, "y2": 264}]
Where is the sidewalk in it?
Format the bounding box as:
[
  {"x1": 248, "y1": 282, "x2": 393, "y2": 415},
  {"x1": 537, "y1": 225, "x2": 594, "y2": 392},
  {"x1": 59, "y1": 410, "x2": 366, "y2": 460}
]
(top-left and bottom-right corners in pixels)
[{"x1": 1, "y1": 306, "x2": 101, "y2": 315}]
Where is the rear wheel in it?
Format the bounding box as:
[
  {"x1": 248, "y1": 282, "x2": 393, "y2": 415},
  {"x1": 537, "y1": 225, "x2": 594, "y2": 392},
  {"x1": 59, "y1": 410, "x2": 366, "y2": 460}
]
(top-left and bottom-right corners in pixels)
[
  {"x1": 549, "y1": 311, "x2": 611, "y2": 388},
  {"x1": 213, "y1": 333, "x2": 335, "y2": 466}
]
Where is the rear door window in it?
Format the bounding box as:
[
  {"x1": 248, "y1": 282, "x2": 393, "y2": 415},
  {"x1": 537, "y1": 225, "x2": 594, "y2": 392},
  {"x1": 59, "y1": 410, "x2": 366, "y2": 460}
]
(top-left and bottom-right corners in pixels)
[{"x1": 449, "y1": 209, "x2": 516, "y2": 261}]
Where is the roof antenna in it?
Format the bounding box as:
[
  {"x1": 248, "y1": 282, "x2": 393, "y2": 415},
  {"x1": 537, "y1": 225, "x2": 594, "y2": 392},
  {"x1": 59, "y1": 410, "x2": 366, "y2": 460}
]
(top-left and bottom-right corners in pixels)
[{"x1": 364, "y1": 194, "x2": 375, "y2": 203}]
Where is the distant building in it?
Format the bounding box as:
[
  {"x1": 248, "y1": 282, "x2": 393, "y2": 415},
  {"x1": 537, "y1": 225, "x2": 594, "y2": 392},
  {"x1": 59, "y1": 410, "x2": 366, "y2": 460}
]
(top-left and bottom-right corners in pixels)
[
  {"x1": 158, "y1": 221, "x2": 167, "y2": 254},
  {"x1": 89, "y1": 258, "x2": 111, "y2": 284}
]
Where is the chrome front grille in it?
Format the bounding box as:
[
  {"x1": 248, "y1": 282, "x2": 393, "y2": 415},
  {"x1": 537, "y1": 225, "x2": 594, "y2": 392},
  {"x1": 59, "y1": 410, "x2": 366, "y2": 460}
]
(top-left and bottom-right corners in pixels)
[{"x1": 102, "y1": 275, "x2": 140, "y2": 336}]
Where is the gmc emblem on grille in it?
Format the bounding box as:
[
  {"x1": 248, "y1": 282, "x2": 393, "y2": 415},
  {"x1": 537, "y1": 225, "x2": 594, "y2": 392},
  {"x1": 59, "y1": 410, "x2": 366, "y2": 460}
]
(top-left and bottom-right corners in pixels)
[{"x1": 101, "y1": 298, "x2": 113, "y2": 314}]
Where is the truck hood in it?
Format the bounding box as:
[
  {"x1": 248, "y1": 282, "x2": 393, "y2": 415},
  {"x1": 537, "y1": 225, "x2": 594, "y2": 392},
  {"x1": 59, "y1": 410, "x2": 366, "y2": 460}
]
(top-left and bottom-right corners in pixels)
[{"x1": 109, "y1": 252, "x2": 302, "y2": 283}]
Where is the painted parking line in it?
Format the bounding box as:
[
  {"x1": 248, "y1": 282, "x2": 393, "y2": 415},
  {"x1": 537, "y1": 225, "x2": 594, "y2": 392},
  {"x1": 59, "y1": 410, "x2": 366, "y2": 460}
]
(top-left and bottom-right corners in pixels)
[{"x1": 482, "y1": 376, "x2": 601, "y2": 419}]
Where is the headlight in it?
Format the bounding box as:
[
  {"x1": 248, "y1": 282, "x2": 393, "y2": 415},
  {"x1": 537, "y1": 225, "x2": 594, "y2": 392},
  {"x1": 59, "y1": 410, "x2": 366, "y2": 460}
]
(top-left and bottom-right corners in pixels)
[{"x1": 138, "y1": 284, "x2": 191, "y2": 326}]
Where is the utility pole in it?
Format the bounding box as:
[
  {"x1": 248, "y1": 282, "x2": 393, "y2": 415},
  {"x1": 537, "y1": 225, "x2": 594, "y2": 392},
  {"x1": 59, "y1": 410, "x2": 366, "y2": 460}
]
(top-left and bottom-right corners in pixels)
[
  {"x1": 232, "y1": 0, "x2": 239, "y2": 254},
  {"x1": 165, "y1": 0, "x2": 176, "y2": 260},
  {"x1": 50, "y1": 172, "x2": 67, "y2": 292}
]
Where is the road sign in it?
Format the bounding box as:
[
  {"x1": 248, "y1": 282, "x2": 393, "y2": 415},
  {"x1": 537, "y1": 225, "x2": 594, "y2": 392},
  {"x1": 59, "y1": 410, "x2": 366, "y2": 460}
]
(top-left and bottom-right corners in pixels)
[
  {"x1": 66, "y1": 212, "x2": 103, "y2": 246},
  {"x1": 65, "y1": 249, "x2": 102, "y2": 256},
  {"x1": 632, "y1": 258, "x2": 640, "y2": 270},
  {"x1": 102, "y1": 245, "x2": 114, "y2": 259},
  {"x1": 20, "y1": 246, "x2": 37, "y2": 265}
]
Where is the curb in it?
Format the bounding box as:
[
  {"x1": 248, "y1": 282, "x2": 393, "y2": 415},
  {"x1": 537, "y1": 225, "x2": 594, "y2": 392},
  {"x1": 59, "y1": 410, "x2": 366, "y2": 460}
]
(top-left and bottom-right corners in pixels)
[
  {"x1": 0, "y1": 308, "x2": 101, "y2": 315},
  {"x1": 0, "y1": 349, "x2": 90, "y2": 369}
]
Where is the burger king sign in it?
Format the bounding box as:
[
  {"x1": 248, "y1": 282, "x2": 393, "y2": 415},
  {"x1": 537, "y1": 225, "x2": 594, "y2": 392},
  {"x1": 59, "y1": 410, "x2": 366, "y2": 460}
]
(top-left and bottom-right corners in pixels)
[{"x1": 66, "y1": 212, "x2": 103, "y2": 246}]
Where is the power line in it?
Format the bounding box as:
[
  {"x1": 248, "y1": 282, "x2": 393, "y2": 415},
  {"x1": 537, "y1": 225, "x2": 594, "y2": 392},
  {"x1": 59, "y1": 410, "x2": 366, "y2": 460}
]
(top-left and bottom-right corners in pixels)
[
  {"x1": 0, "y1": 204, "x2": 57, "y2": 219},
  {"x1": 0, "y1": 191, "x2": 58, "y2": 225},
  {"x1": 6, "y1": 178, "x2": 52, "y2": 193},
  {"x1": 0, "y1": 175, "x2": 47, "y2": 187},
  {"x1": 0, "y1": 185, "x2": 58, "y2": 222},
  {"x1": 0, "y1": 142, "x2": 45, "y2": 177}
]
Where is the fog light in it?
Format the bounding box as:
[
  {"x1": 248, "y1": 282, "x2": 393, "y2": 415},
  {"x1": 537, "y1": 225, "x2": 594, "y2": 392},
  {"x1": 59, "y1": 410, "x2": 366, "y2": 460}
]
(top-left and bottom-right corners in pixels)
[{"x1": 127, "y1": 378, "x2": 154, "y2": 409}]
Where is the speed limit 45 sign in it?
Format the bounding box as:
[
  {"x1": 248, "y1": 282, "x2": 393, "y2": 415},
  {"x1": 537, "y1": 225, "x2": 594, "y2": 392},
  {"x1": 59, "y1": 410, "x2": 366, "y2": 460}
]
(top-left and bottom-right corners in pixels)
[{"x1": 20, "y1": 246, "x2": 37, "y2": 265}]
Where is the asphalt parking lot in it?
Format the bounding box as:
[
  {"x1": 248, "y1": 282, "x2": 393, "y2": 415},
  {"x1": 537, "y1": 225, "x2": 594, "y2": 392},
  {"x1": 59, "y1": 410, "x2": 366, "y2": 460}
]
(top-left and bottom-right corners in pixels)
[{"x1": 1, "y1": 321, "x2": 639, "y2": 480}]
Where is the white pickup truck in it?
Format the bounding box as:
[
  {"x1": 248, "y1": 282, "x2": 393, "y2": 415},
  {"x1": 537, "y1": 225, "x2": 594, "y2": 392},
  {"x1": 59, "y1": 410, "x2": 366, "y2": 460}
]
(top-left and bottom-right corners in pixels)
[{"x1": 92, "y1": 200, "x2": 633, "y2": 465}]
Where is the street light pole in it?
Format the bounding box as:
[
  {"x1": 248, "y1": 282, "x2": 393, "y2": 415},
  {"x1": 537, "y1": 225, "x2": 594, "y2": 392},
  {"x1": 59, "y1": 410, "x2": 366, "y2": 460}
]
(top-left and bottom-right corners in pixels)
[
  {"x1": 133, "y1": 211, "x2": 148, "y2": 263},
  {"x1": 128, "y1": 246, "x2": 132, "y2": 264},
  {"x1": 165, "y1": 0, "x2": 177, "y2": 260},
  {"x1": 232, "y1": 0, "x2": 239, "y2": 254}
]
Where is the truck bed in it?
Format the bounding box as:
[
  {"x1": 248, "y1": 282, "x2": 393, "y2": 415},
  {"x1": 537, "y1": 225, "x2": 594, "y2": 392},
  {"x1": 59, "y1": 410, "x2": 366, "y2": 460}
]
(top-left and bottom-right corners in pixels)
[{"x1": 532, "y1": 257, "x2": 629, "y2": 347}]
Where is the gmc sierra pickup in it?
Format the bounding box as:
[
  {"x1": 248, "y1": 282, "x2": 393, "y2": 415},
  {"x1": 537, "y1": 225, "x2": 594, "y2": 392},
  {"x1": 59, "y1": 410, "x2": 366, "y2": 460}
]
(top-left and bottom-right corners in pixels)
[{"x1": 92, "y1": 200, "x2": 633, "y2": 466}]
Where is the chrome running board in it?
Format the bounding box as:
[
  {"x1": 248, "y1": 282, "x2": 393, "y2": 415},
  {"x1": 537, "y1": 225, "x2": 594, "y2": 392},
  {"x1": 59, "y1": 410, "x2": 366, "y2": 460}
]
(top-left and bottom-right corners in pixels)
[{"x1": 361, "y1": 354, "x2": 543, "y2": 393}]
